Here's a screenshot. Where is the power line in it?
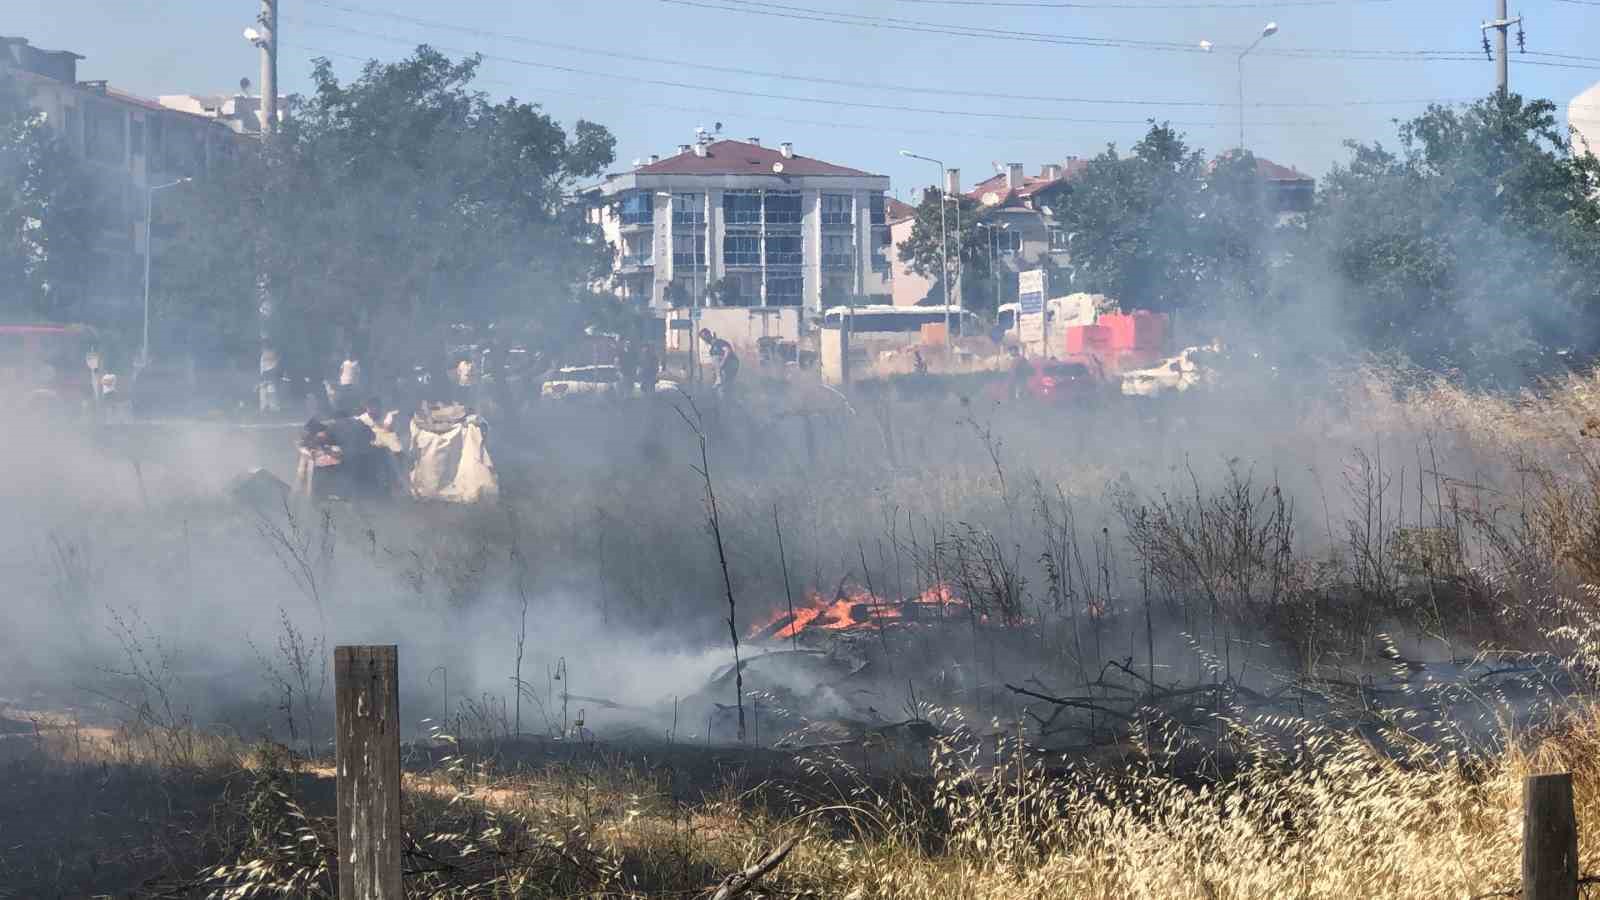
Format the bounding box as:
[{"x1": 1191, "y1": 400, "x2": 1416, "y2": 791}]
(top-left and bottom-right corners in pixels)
[
  {"x1": 281, "y1": 43, "x2": 1157, "y2": 144},
  {"x1": 290, "y1": 16, "x2": 1410, "y2": 127},
  {"x1": 892, "y1": 0, "x2": 1394, "y2": 7},
  {"x1": 304, "y1": 0, "x2": 1466, "y2": 108},
  {"x1": 665, "y1": 0, "x2": 1493, "y2": 61}
]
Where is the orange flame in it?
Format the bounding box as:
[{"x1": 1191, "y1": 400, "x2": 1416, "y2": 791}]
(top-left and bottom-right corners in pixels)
[{"x1": 751, "y1": 582, "x2": 964, "y2": 640}]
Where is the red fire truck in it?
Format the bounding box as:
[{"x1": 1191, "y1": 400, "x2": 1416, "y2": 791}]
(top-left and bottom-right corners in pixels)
[{"x1": 0, "y1": 323, "x2": 99, "y2": 411}]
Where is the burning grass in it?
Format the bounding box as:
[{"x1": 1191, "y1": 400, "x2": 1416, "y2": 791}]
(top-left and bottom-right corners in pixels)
[{"x1": 14, "y1": 361, "x2": 1600, "y2": 895}]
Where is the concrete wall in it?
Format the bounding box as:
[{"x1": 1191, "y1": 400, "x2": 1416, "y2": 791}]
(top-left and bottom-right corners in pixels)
[{"x1": 890, "y1": 217, "x2": 934, "y2": 306}]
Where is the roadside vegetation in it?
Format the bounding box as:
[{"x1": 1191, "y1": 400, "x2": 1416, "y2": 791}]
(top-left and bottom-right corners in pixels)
[{"x1": 6, "y1": 360, "x2": 1600, "y2": 897}]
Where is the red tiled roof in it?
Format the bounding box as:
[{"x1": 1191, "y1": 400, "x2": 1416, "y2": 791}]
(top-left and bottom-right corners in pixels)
[
  {"x1": 1252, "y1": 157, "x2": 1313, "y2": 183},
  {"x1": 884, "y1": 196, "x2": 917, "y2": 223},
  {"x1": 965, "y1": 158, "x2": 1090, "y2": 207},
  {"x1": 1212, "y1": 151, "x2": 1313, "y2": 183},
  {"x1": 634, "y1": 140, "x2": 878, "y2": 177}
]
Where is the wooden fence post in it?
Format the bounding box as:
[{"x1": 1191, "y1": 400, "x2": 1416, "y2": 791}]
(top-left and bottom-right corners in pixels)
[
  {"x1": 335, "y1": 645, "x2": 403, "y2": 900},
  {"x1": 1523, "y1": 772, "x2": 1578, "y2": 900}
]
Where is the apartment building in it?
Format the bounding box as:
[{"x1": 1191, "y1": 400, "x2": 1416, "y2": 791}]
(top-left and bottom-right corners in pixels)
[
  {"x1": 3, "y1": 35, "x2": 232, "y2": 318},
  {"x1": 584, "y1": 137, "x2": 893, "y2": 313},
  {"x1": 892, "y1": 155, "x2": 1314, "y2": 307}
]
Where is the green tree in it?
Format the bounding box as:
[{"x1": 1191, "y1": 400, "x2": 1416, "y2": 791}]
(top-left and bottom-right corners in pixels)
[
  {"x1": 1301, "y1": 93, "x2": 1600, "y2": 377},
  {"x1": 1052, "y1": 123, "x2": 1280, "y2": 321},
  {"x1": 0, "y1": 70, "x2": 92, "y2": 320},
  {"x1": 894, "y1": 190, "x2": 999, "y2": 312},
  {"x1": 159, "y1": 46, "x2": 617, "y2": 375}
]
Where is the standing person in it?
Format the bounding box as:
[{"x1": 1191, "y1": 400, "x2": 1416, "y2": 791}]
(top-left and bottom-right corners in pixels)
[
  {"x1": 615, "y1": 338, "x2": 639, "y2": 399},
  {"x1": 1007, "y1": 345, "x2": 1034, "y2": 402},
  {"x1": 636, "y1": 341, "x2": 660, "y2": 396},
  {"x1": 259, "y1": 345, "x2": 282, "y2": 415},
  {"x1": 452, "y1": 356, "x2": 477, "y2": 407},
  {"x1": 336, "y1": 354, "x2": 362, "y2": 413},
  {"x1": 698, "y1": 328, "x2": 739, "y2": 396}
]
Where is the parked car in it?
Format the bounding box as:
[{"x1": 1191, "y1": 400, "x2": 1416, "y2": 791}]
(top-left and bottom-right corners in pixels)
[
  {"x1": 539, "y1": 365, "x2": 678, "y2": 400},
  {"x1": 1027, "y1": 360, "x2": 1102, "y2": 405}
]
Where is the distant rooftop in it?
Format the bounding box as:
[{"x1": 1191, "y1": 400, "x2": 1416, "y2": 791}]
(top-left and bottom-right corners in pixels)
[{"x1": 632, "y1": 139, "x2": 880, "y2": 178}]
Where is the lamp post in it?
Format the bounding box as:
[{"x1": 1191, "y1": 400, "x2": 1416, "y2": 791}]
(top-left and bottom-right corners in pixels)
[
  {"x1": 659, "y1": 188, "x2": 712, "y2": 382},
  {"x1": 975, "y1": 222, "x2": 1010, "y2": 318},
  {"x1": 1231, "y1": 23, "x2": 1278, "y2": 151},
  {"x1": 945, "y1": 192, "x2": 965, "y2": 335},
  {"x1": 899, "y1": 150, "x2": 951, "y2": 350},
  {"x1": 141, "y1": 177, "x2": 191, "y2": 371}
]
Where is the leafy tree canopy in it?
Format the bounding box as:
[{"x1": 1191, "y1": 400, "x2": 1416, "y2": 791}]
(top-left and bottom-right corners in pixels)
[
  {"x1": 0, "y1": 69, "x2": 91, "y2": 322},
  {"x1": 159, "y1": 46, "x2": 617, "y2": 375},
  {"x1": 1300, "y1": 92, "x2": 1600, "y2": 378}
]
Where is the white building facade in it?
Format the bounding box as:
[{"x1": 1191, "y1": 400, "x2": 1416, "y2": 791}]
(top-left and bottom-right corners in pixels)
[{"x1": 585, "y1": 138, "x2": 893, "y2": 313}]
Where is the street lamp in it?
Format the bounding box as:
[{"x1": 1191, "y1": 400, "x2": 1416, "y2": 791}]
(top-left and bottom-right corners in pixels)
[
  {"x1": 1235, "y1": 22, "x2": 1278, "y2": 151},
  {"x1": 141, "y1": 177, "x2": 191, "y2": 371},
  {"x1": 975, "y1": 221, "x2": 1010, "y2": 318},
  {"x1": 899, "y1": 149, "x2": 952, "y2": 349}
]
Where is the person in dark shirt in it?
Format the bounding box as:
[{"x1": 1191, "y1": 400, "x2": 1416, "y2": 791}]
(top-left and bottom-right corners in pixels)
[
  {"x1": 1008, "y1": 346, "x2": 1034, "y2": 402},
  {"x1": 616, "y1": 338, "x2": 639, "y2": 398},
  {"x1": 699, "y1": 328, "x2": 739, "y2": 395},
  {"x1": 636, "y1": 341, "x2": 660, "y2": 395}
]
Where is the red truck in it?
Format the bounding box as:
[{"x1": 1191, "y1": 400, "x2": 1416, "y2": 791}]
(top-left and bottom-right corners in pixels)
[{"x1": 0, "y1": 323, "x2": 99, "y2": 411}]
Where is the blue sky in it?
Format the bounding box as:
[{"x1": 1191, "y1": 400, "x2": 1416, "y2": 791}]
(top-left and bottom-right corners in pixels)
[{"x1": 10, "y1": 1, "x2": 1600, "y2": 193}]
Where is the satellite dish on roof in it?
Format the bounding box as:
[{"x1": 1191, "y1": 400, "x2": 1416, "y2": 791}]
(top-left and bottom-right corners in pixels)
[
  {"x1": 772, "y1": 162, "x2": 785, "y2": 174},
  {"x1": 240, "y1": 76, "x2": 252, "y2": 95},
  {"x1": 981, "y1": 192, "x2": 1001, "y2": 207}
]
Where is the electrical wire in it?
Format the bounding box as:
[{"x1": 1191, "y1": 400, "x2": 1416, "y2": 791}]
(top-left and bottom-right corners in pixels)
[
  {"x1": 892, "y1": 0, "x2": 1395, "y2": 7},
  {"x1": 280, "y1": 43, "x2": 1152, "y2": 144},
  {"x1": 291, "y1": 16, "x2": 1411, "y2": 127},
  {"x1": 665, "y1": 0, "x2": 1499, "y2": 61},
  {"x1": 303, "y1": 0, "x2": 1468, "y2": 108}
]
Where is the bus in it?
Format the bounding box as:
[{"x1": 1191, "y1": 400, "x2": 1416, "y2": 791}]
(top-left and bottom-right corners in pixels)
[{"x1": 820, "y1": 305, "x2": 980, "y2": 340}]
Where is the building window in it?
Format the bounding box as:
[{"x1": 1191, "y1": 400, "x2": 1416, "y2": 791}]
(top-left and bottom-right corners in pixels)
[
  {"x1": 62, "y1": 105, "x2": 80, "y2": 153},
  {"x1": 619, "y1": 191, "x2": 653, "y2": 226},
  {"x1": 623, "y1": 274, "x2": 653, "y2": 303},
  {"x1": 821, "y1": 194, "x2": 853, "y2": 226},
  {"x1": 672, "y1": 192, "x2": 705, "y2": 225},
  {"x1": 871, "y1": 226, "x2": 891, "y2": 272},
  {"x1": 719, "y1": 272, "x2": 760, "y2": 306},
  {"x1": 822, "y1": 234, "x2": 853, "y2": 270},
  {"x1": 822, "y1": 274, "x2": 855, "y2": 306},
  {"x1": 668, "y1": 275, "x2": 704, "y2": 307},
  {"x1": 163, "y1": 124, "x2": 204, "y2": 174},
  {"x1": 724, "y1": 190, "x2": 762, "y2": 225},
  {"x1": 85, "y1": 102, "x2": 125, "y2": 165},
  {"x1": 1048, "y1": 227, "x2": 1070, "y2": 252},
  {"x1": 764, "y1": 190, "x2": 802, "y2": 225},
  {"x1": 998, "y1": 230, "x2": 1023, "y2": 255},
  {"x1": 672, "y1": 234, "x2": 705, "y2": 268},
  {"x1": 724, "y1": 234, "x2": 761, "y2": 267},
  {"x1": 145, "y1": 114, "x2": 162, "y2": 166},
  {"x1": 869, "y1": 193, "x2": 886, "y2": 226},
  {"x1": 623, "y1": 233, "x2": 653, "y2": 265},
  {"x1": 767, "y1": 274, "x2": 803, "y2": 306},
  {"x1": 765, "y1": 234, "x2": 802, "y2": 266}
]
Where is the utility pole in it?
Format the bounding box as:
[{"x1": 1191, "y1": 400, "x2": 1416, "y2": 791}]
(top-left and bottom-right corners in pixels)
[
  {"x1": 259, "y1": 0, "x2": 278, "y2": 136},
  {"x1": 1482, "y1": 0, "x2": 1524, "y2": 96}
]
